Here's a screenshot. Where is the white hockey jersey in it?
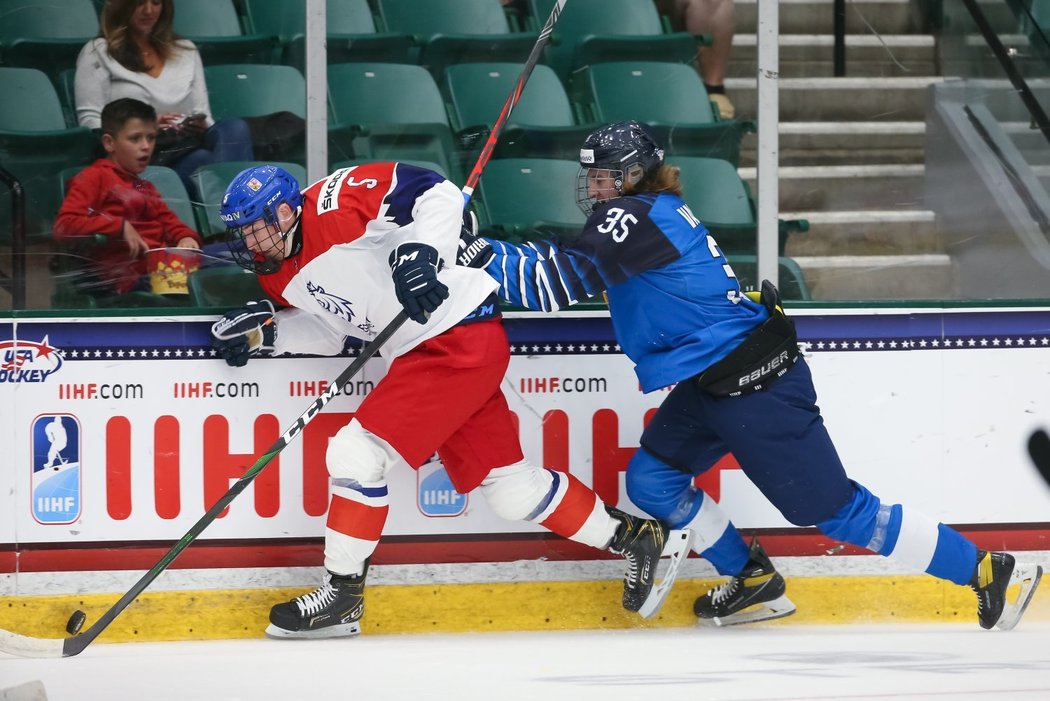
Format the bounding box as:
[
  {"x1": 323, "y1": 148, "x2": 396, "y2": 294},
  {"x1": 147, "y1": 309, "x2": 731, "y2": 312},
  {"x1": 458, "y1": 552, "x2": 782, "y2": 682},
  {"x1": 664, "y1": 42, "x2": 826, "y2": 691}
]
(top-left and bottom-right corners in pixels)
[{"x1": 258, "y1": 162, "x2": 499, "y2": 359}]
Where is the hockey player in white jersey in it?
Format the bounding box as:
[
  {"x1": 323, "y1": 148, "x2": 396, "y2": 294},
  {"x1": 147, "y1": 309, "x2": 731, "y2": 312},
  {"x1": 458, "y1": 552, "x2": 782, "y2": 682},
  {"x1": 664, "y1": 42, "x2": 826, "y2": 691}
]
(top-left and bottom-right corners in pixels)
[{"x1": 209, "y1": 163, "x2": 691, "y2": 639}]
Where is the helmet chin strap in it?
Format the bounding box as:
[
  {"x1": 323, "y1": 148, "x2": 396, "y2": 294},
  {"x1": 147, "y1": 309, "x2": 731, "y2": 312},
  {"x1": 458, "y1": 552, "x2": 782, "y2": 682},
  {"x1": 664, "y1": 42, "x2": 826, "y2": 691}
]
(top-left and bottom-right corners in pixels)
[{"x1": 281, "y1": 206, "x2": 303, "y2": 259}]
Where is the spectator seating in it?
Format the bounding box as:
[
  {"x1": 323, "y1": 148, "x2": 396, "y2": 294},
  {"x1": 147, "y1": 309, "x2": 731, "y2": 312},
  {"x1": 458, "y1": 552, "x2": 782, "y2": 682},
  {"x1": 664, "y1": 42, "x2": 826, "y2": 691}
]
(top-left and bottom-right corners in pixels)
[
  {"x1": 0, "y1": 0, "x2": 98, "y2": 84},
  {"x1": 242, "y1": 0, "x2": 413, "y2": 69},
  {"x1": 0, "y1": 67, "x2": 96, "y2": 242},
  {"x1": 374, "y1": 0, "x2": 536, "y2": 79},
  {"x1": 326, "y1": 62, "x2": 461, "y2": 183},
  {"x1": 474, "y1": 158, "x2": 585, "y2": 240},
  {"x1": 204, "y1": 63, "x2": 306, "y2": 119},
  {"x1": 577, "y1": 61, "x2": 754, "y2": 166},
  {"x1": 171, "y1": 0, "x2": 276, "y2": 66},
  {"x1": 525, "y1": 0, "x2": 700, "y2": 84},
  {"x1": 443, "y1": 62, "x2": 591, "y2": 160}
]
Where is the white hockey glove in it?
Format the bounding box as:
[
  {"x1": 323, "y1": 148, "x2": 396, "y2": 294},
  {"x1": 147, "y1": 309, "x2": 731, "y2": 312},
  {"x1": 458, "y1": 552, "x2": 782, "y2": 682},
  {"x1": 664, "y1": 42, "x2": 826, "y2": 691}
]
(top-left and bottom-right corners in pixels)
[{"x1": 211, "y1": 299, "x2": 277, "y2": 367}]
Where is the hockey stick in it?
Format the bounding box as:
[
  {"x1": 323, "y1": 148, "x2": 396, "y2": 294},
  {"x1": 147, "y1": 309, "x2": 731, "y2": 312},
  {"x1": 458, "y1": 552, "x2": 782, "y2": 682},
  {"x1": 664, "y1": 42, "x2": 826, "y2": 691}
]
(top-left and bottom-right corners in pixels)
[
  {"x1": 1027, "y1": 428, "x2": 1050, "y2": 486},
  {"x1": 461, "y1": 0, "x2": 567, "y2": 205},
  {"x1": 0, "y1": 310, "x2": 410, "y2": 659}
]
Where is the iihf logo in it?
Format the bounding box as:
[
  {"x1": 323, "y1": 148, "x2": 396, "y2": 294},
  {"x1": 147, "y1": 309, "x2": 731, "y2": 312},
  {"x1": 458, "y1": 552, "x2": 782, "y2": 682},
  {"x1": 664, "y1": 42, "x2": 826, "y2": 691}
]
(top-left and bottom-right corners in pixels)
[
  {"x1": 417, "y1": 454, "x2": 467, "y2": 517},
  {"x1": 31, "y1": 414, "x2": 82, "y2": 524}
]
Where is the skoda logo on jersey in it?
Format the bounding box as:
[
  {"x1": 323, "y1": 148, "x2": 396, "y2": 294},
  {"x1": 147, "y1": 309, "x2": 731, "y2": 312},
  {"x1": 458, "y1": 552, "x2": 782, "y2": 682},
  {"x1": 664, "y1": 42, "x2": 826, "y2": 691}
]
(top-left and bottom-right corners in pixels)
[
  {"x1": 31, "y1": 414, "x2": 82, "y2": 525},
  {"x1": 306, "y1": 281, "x2": 355, "y2": 322},
  {"x1": 417, "y1": 454, "x2": 467, "y2": 517},
  {"x1": 0, "y1": 336, "x2": 63, "y2": 384}
]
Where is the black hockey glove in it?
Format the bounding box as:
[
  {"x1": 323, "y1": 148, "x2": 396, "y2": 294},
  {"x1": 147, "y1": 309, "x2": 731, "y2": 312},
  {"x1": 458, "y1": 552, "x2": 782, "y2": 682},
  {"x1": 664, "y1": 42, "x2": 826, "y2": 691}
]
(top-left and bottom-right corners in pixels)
[
  {"x1": 389, "y1": 242, "x2": 449, "y2": 324},
  {"x1": 210, "y1": 299, "x2": 277, "y2": 367},
  {"x1": 457, "y1": 211, "x2": 494, "y2": 269}
]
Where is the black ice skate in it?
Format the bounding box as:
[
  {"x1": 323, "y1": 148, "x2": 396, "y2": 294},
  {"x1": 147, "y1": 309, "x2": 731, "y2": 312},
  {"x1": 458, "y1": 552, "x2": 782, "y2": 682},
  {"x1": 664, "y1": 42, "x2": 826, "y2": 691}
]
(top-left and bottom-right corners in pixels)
[
  {"x1": 266, "y1": 567, "x2": 367, "y2": 639},
  {"x1": 607, "y1": 507, "x2": 692, "y2": 617},
  {"x1": 970, "y1": 549, "x2": 1042, "y2": 631},
  {"x1": 694, "y1": 539, "x2": 796, "y2": 626}
]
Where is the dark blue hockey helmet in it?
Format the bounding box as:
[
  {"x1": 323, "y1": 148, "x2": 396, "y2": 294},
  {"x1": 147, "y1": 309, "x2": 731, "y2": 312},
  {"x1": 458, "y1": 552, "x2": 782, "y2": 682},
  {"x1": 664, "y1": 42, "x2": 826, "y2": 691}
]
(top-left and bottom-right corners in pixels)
[
  {"x1": 576, "y1": 121, "x2": 665, "y2": 215},
  {"x1": 220, "y1": 165, "x2": 303, "y2": 274}
]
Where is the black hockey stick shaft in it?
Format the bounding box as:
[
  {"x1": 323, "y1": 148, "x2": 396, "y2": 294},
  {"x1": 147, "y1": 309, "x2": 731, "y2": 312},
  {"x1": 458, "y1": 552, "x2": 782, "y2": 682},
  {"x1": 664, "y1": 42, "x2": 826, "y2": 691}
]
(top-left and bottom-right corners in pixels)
[
  {"x1": 462, "y1": 0, "x2": 568, "y2": 204},
  {"x1": 1027, "y1": 428, "x2": 1050, "y2": 486}
]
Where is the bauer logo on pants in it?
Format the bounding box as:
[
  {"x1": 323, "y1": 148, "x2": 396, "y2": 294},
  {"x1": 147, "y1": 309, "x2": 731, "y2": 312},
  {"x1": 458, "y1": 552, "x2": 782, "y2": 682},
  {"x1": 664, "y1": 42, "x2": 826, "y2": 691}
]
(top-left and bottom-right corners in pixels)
[
  {"x1": 31, "y1": 414, "x2": 82, "y2": 524},
  {"x1": 417, "y1": 454, "x2": 467, "y2": 517}
]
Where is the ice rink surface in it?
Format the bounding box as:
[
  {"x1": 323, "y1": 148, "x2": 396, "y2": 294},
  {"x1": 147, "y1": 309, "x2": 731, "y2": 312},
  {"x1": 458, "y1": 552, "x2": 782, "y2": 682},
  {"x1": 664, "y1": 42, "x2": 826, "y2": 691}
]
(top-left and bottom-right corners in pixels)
[{"x1": 2, "y1": 624, "x2": 1050, "y2": 701}]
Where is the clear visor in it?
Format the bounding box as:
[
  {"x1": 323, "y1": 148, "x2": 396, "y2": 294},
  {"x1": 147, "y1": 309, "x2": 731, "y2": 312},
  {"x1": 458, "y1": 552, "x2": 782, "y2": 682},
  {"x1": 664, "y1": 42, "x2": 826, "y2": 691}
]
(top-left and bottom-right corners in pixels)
[
  {"x1": 226, "y1": 210, "x2": 286, "y2": 274},
  {"x1": 575, "y1": 167, "x2": 624, "y2": 216}
]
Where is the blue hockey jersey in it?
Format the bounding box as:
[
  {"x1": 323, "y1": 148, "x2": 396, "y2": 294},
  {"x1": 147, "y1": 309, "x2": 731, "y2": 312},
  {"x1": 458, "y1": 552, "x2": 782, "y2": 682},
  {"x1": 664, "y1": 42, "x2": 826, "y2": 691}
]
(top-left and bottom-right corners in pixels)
[{"x1": 484, "y1": 192, "x2": 770, "y2": 392}]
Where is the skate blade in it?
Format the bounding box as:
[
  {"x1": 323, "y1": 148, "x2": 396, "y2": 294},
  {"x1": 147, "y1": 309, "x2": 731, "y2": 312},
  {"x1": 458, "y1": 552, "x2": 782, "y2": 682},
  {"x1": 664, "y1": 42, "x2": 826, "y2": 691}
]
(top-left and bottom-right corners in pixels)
[
  {"x1": 264, "y1": 621, "x2": 361, "y2": 640},
  {"x1": 995, "y1": 563, "x2": 1043, "y2": 631},
  {"x1": 702, "y1": 595, "x2": 798, "y2": 628},
  {"x1": 637, "y1": 529, "x2": 693, "y2": 619}
]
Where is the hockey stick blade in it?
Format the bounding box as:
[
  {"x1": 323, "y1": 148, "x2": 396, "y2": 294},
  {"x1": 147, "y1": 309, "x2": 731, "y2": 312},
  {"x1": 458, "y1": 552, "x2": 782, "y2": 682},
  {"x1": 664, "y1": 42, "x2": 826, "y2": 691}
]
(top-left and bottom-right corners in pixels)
[
  {"x1": 1026, "y1": 429, "x2": 1050, "y2": 486},
  {"x1": 0, "y1": 311, "x2": 410, "y2": 659},
  {"x1": 637, "y1": 528, "x2": 693, "y2": 619}
]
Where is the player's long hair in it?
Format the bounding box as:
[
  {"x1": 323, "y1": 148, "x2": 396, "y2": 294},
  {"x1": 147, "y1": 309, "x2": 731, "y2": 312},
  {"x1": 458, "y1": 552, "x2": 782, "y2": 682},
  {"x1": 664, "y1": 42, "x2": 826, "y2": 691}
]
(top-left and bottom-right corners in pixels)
[
  {"x1": 101, "y1": 0, "x2": 182, "y2": 73},
  {"x1": 625, "y1": 165, "x2": 683, "y2": 198}
]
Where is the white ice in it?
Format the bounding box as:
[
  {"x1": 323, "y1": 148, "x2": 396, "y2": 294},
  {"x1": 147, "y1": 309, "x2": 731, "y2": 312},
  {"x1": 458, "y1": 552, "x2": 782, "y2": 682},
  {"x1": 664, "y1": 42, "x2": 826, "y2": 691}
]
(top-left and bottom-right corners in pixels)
[{"x1": 2, "y1": 624, "x2": 1050, "y2": 701}]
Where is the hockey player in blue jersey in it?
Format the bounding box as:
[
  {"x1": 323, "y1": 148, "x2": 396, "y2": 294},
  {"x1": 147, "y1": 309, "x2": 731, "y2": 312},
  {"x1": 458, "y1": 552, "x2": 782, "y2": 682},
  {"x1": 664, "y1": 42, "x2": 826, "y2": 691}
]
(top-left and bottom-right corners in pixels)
[{"x1": 458, "y1": 120, "x2": 1043, "y2": 629}]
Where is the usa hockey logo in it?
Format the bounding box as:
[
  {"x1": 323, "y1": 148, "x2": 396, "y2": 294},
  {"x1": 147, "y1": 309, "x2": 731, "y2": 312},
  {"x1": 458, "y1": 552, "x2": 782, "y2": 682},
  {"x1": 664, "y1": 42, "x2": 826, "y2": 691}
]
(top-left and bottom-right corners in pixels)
[
  {"x1": 0, "y1": 336, "x2": 63, "y2": 384},
  {"x1": 417, "y1": 454, "x2": 467, "y2": 517},
  {"x1": 31, "y1": 414, "x2": 82, "y2": 524}
]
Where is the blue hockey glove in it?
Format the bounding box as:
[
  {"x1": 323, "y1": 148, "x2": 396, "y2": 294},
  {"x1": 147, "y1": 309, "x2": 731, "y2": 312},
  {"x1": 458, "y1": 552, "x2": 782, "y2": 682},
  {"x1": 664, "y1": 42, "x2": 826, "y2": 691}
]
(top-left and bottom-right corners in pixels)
[
  {"x1": 457, "y1": 210, "x2": 494, "y2": 269},
  {"x1": 211, "y1": 299, "x2": 277, "y2": 367},
  {"x1": 389, "y1": 242, "x2": 449, "y2": 324}
]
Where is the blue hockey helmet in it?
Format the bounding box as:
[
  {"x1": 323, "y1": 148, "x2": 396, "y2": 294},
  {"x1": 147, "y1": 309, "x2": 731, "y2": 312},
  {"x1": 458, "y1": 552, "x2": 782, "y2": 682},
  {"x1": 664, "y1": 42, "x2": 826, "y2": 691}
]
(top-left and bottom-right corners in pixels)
[
  {"x1": 576, "y1": 121, "x2": 665, "y2": 215},
  {"x1": 220, "y1": 165, "x2": 303, "y2": 274}
]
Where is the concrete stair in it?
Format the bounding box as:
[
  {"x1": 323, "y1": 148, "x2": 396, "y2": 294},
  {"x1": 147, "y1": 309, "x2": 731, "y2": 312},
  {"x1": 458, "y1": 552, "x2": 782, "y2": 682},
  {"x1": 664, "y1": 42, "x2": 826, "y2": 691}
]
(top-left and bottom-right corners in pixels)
[{"x1": 728, "y1": 0, "x2": 950, "y2": 300}]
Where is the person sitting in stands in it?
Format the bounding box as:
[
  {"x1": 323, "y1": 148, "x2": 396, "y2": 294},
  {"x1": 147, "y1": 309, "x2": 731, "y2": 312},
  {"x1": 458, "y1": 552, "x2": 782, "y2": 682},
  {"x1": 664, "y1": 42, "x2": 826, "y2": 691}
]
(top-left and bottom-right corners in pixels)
[{"x1": 55, "y1": 98, "x2": 203, "y2": 297}]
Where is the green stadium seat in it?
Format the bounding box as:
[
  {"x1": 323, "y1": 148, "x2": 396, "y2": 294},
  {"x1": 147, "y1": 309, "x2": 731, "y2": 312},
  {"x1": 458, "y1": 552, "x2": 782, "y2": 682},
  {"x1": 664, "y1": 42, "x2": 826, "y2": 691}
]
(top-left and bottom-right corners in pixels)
[
  {"x1": 189, "y1": 160, "x2": 306, "y2": 238},
  {"x1": 375, "y1": 0, "x2": 537, "y2": 78},
  {"x1": 188, "y1": 266, "x2": 267, "y2": 309},
  {"x1": 0, "y1": 0, "x2": 98, "y2": 84},
  {"x1": 672, "y1": 156, "x2": 807, "y2": 255},
  {"x1": 443, "y1": 62, "x2": 591, "y2": 160},
  {"x1": 526, "y1": 0, "x2": 700, "y2": 84},
  {"x1": 242, "y1": 0, "x2": 413, "y2": 69},
  {"x1": 326, "y1": 63, "x2": 461, "y2": 183},
  {"x1": 171, "y1": 0, "x2": 276, "y2": 65},
  {"x1": 141, "y1": 166, "x2": 198, "y2": 232},
  {"x1": 475, "y1": 158, "x2": 585, "y2": 240},
  {"x1": 204, "y1": 64, "x2": 306, "y2": 119},
  {"x1": 578, "y1": 61, "x2": 754, "y2": 165},
  {"x1": 0, "y1": 67, "x2": 97, "y2": 242}
]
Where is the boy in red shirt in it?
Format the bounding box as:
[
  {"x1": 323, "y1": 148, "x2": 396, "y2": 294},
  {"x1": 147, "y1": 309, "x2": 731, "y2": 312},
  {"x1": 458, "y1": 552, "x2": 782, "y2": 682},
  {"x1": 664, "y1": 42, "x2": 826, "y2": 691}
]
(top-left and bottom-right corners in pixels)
[{"x1": 54, "y1": 98, "x2": 202, "y2": 295}]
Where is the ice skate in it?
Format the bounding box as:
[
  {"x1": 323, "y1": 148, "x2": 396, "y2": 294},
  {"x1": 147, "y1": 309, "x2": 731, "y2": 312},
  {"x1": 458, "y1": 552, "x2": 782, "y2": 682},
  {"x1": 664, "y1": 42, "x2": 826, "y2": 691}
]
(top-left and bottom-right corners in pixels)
[
  {"x1": 607, "y1": 507, "x2": 692, "y2": 617},
  {"x1": 694, "y1": 539, "x2": 796, "y2": 626},
  {"x1": 266, "y1": 567, "x2": 366, "y2": 639},
  {"x1": 970, "y1": 550, "x2": 1042, "y2": 631}
]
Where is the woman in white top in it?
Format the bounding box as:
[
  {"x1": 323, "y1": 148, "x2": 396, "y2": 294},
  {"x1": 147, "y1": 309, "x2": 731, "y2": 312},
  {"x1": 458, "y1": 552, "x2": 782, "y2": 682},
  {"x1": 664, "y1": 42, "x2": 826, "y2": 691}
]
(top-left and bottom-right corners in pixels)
[{"x1": 74, "y1": 0, "x2": 253, "y2": 192}]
